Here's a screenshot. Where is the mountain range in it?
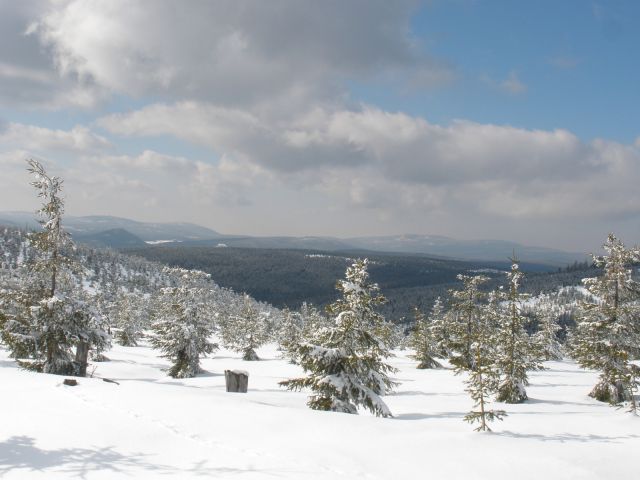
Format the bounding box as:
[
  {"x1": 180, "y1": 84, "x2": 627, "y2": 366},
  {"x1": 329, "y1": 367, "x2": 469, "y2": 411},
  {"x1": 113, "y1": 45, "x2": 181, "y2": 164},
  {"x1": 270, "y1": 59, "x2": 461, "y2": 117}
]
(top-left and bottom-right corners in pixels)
[{"x1": 0, "y1": 211, "x2": 586, "y2": 266}]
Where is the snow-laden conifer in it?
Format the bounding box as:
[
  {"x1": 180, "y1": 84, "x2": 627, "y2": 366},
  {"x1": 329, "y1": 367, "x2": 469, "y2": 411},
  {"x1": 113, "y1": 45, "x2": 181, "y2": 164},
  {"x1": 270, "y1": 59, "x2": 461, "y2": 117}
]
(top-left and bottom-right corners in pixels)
[
  {"x1": 111, "y1": 292, "x2": 149, "y2": 346},
  {"x1": 0, "y1": 274, "x2": 40, "y2": 359},
  {"x1": 280, "y1": 259, "x2": 396, "y2": 417},
  {"x1": 447, "y1": 274, "x2": 489, "y2": 370},
  {"x1": 533, "y1": 296, "x2": 564, "y2": 361},
  {"x1": 408, "y1": 306, "x2": 442, "y2": 369},
  {"x1": 427, "y1": 297, "x2": 450, "y2": 358},
  {"x1": 457, "y1": 290, "x2": 506, "y2": 431},
  {"x1": 299, "y1": 302, "x2": 330, "y2": 337},
  {"x1": 4, "y1": 160, "x2": 111, "y2": 375},
  {"x1": 571, "y1": 234, "x2": 640, "y2": 411},
  {"x1": 277, "y1": 307, "x2": 304, "y2": 362},
  {"x1": 495, "y1": 260, "x2": 542, "y2": 403},
  {"x1": 219, "y1": 294, "x2": 270, "y2": 360},
  {"x1": 150, "y1": 268, "x2": 217, "y2": 378}
]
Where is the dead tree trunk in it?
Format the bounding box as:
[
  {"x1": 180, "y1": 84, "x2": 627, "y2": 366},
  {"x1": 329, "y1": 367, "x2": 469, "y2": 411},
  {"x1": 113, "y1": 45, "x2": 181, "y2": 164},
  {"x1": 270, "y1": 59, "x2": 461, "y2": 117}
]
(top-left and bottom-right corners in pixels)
[{"x1": 225, "y1": 370, "x2": 249, "y2": 393}]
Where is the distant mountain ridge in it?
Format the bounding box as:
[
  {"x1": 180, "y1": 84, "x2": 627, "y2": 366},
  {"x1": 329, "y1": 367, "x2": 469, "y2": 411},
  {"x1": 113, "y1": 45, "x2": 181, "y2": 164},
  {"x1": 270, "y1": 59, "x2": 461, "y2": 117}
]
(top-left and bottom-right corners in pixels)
[
  {"x1": 0, "y1": 211, "x2": 586, "y2": 266},
  {"x1": 0, "y1": 211, "x2": 221, "y2": 242}
]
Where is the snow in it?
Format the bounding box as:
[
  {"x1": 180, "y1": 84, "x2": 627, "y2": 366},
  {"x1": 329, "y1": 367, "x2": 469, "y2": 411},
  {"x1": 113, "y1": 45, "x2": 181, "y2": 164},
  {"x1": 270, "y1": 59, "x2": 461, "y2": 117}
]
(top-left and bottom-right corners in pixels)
[
  {"x1": 144, "y1": 240, "x2": 181, "y2": 245},
  {"x1": 1, "y1": 343, "x2": 638, "y2": 479}
]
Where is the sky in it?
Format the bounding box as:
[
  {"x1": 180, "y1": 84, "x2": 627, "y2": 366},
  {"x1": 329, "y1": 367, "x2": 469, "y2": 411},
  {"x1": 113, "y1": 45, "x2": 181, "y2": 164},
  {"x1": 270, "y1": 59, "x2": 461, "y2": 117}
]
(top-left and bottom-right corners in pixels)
[{"x1": 1, "y1": 0, "x2": 639, "y2": 252}]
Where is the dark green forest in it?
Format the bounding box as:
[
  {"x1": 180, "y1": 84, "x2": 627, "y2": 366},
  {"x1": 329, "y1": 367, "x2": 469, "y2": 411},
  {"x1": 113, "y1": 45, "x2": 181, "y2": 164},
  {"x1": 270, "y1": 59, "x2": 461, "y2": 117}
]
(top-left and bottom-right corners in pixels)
[{"x1": 125, "y1": 246, "x2": 596, "y2": 322}]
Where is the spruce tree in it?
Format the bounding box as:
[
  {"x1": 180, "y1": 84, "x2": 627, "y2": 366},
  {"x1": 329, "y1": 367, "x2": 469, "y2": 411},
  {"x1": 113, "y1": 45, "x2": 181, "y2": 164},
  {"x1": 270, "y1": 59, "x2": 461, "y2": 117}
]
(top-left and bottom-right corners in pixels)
[
  {"x1": 0, "y1": 271, "x2": 40, "y2": 360},
  {"x1": 533, "y1": 297, "x2": 564, "y2": 361},
  {"x1": 495, "y1": 260, "x2": 542, "y2": 403},
  {"x1": 280, "y1": 259, "x2": 396, "y2": 417},
  {"x1": 111, "y1": 292, "x2": 148, "y2": 347},
  {"x1": 428, "y1": 297, "x2": 450, "y2": 358},
  {"x1": 277, "y1": 307, "x2": 304, "y2": 362},
  {"x1": 150, "y1": 268, "x2": 217, "y2": 378},
  {"x1": 408, "y1": 306, "x2": 442, "y2": 369},
  {"x1": 571, "y1": 234, "x2": 640, "y2": 411},
  {"x1": 460, "y1": 291, "x2": 506, "y2": 431},
  {"x1": 448, "y1": 274, "x2": 489, "y2": 370},
  {"x1": 8, "y1": 160, "x2": 111, "y2": 375},
  {"x1": 220, "y1": 294, "x2": 270, "y2": 361}
]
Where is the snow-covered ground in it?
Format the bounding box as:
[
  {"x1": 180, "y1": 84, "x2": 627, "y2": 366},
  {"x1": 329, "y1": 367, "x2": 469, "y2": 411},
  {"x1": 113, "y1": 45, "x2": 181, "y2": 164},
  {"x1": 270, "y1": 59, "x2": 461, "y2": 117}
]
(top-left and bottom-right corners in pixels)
[{"x1": 1, "y1": 343, "x2": 638, "y2": 479}]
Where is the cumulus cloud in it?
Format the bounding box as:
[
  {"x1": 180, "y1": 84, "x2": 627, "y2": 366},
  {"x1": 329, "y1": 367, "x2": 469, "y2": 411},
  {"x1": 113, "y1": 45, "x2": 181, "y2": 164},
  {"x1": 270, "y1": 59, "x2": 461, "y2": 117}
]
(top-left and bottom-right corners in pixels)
[
  {"x1": 1, "y1": 1, "x2": 639, "y2": 250},
  {"x1": 97, "y1": 101, "x2": 640, "y2": 228},
  {"x1": 18, "y1": 0, "x2": 448, "y2": 111},
  {"x1": 0, "y1": 1, "x2": 104, "y2": 108},
  {"x1": 0, "y1": 123, "x2": 112, "y2": 153}
]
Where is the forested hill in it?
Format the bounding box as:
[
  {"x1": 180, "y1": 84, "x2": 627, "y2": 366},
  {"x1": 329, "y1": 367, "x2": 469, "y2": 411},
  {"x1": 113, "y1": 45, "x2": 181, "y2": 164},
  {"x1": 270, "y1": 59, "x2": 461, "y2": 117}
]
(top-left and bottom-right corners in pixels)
[
  {"x1": 125, "y1": 245, "x2": 596, "y2": 322},
  {"x1": 0, "y1": 226, "x2": 277, "y2": 324}
]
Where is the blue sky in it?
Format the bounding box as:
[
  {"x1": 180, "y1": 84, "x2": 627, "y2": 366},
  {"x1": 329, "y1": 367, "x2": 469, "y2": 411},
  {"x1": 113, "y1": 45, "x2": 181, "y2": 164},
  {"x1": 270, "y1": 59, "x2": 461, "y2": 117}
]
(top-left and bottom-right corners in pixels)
[
  {"x1": 350, "y1": 0, "x2": 640, "y2": 142},
  {"x1": 0, "y1": 1, "x2": 639, "y2": 251}
]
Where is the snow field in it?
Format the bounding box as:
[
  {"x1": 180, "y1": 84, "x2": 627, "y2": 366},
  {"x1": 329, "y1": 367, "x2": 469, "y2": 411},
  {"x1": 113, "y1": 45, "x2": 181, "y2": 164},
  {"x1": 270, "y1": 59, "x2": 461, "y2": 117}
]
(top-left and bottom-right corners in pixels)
[{"x1": 1, "y1": 342, "x2": 638, "y2": 479}]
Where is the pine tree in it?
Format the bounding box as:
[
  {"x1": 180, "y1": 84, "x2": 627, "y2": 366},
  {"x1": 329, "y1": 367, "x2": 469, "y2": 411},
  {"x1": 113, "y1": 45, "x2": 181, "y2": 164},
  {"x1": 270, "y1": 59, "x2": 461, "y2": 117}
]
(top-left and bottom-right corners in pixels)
[
  {"x1": 460, "y1": 290, "x2": 507, "y2": 431},
  {"x1": 571, "y1": 234, "x2": 640, "y2": 411},
  {"x1": 220, "y1": 294, "x2": 270, "y2": 361},
  {"x1": 448, "y1": 274, "x2": 489, "y2": 370},
  {"x1": 111, "y1": 292, "x2": 148, "y2": 346},
  {"x1": 495, "y1": 260, "x2": 542, "y2": 403},
  {"x1": 5, "y1": 160, "x2": 111, "y2": 375},
  {"x1": 0, "y1": 278, "x2": 41, "y2": 360},
  {"x1": 277, "y1": 307, "x2": 304, "y2": 362},
  {"x1": 150, "y1": 268, "x2": 217, "y2": 378},
  {"x1": 299, "y1": 302, "x2": 329, "y2": 336},
  {"x1": 427, "y1": 297, "x2": 450, "y2": 358},
  {"x1": 408, "y1": 306, "x2": 442, "y2": 369},
  {"x1": 280, "y1": 259, "x2": 397, "y2": 417},
  {"x1": 533, "y1": 296, "x2": 564, "y2": 361}
]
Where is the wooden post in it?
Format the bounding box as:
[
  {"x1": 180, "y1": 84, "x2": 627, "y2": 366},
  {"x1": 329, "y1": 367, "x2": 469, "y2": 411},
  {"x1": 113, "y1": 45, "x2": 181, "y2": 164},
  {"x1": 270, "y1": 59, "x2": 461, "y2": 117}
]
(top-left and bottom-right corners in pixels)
[
  {"x1": 224, "y1": 370, "x2": 249, "y2": 393},
  {"x1": 75, "y1": 341, "x2": 89, "y2": 377}
]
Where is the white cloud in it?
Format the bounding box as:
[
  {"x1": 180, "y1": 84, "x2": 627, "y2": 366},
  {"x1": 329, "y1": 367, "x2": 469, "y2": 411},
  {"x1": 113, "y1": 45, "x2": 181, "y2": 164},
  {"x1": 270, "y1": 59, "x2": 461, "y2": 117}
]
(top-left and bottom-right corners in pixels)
[
  {"x1": 97, "y1": 101, "x2": 640, "y2": 228},
  {"x1": 22, "y1": 0, "x2": 445, "y2": 111},
  {"x1": 0, "y1": 123, "x2": 112, "y2": 154}
]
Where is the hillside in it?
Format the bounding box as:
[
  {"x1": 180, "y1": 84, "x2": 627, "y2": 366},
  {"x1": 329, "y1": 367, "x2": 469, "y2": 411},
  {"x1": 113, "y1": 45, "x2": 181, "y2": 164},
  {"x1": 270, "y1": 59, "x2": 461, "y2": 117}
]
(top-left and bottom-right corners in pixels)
[
  {"x1": 0, "y1": 212, "x2": 221, "y2": 242},
  {"x1": 1, "y1": 342, "x2": 636, "y2": 480},
  {"x1": 125, "y1": 245, "x2": 592, "y2": 321}
]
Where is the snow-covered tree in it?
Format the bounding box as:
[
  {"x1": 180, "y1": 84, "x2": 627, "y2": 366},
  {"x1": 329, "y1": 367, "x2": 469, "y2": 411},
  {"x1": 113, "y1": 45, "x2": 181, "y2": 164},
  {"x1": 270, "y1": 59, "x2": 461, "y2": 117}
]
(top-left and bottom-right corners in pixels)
[
  {"x1": 110, "y1": 292, "x2": 149, "y2": 346},
  {"x1": 2, "y1": 160, "x2": 111, "y2": 375},
  {"x1": 408, "y1": 306, "x2": 442, "y2": 369},
  {"x1": 277, "y1": 307, "x2": 304, "y2": 362},
  {"x1": 495, "y1": 260, "x2": 542, "y2": 403},
  {"x1": 219, "y1": 294, "x2": 270, "y2": 361},
  {"x1": 458, "y1": 290, "x2": 506, "y2": 431},
  {"x1": 299, "y1": 302, "x2": 330, "y2": 338},
  {"x1": 447, "y1": 274, "x2": 489, "y2": 370},
  {"x1": 0, "y1": 275, "x2": 41, "y2": 360},
  {"x1": 427, "y1": 297, "x2": 450, "y2": 358},
  {"x1": 533, "y1": 296, "x2": 564, "y2": 361},
  {"x1": 571, "y1": 234, "x2": 640, "y2": 411},
  {"x1": 280, "y1": 259, "x2": 396, "y2": 417},
  {"x1": 150, "y1": 268, "x2": 217, "y2": 378}
]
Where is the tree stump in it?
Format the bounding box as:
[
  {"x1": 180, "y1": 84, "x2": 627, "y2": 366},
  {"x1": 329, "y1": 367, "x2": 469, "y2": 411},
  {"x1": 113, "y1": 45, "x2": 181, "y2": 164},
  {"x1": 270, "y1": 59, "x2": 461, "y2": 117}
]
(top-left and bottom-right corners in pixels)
[
  {"x1": 63, "y1": 379, "x2": 78, "y2": 386},
  {"x1": 225, "y1": 370, "x2": 249, "y2": 393}
]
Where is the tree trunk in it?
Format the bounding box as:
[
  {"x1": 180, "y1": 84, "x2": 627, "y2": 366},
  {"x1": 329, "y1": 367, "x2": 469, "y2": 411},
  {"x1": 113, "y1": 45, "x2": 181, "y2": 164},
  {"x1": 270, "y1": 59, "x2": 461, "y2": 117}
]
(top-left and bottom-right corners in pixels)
[
  {"x1": 225, "y1": 370, "x2": 249, "y2": 393},
  {"x1": 75, "y1": 341, "x2": 89, "y2": 377}
]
